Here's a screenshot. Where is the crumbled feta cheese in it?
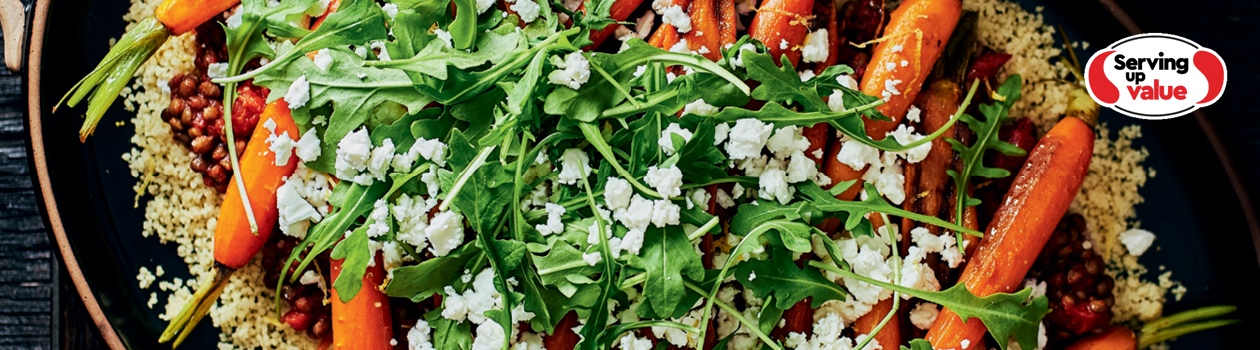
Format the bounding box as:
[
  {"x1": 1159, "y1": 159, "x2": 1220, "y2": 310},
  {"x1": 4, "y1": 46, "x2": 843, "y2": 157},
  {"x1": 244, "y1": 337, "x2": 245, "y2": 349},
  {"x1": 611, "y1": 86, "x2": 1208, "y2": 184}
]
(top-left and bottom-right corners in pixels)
[
  {"x1": 618, "y1": 333, "x2": 654, "y2": 350},
  {"x1": 659, "y1": 123, "x2": 695, "y2": 155},
  {"x1": 779, "y1": 39, "x2": 789, "y2": 50},
  {"x1": 660, "y1": 5, "x2": 692, "y2": 33},
  {"x1": 645, "y1": 165, "x2": 684, "y2": 198},
  {"x1": 885, "y1": 62, "x2": 897, "y2": 71},
  {"x1": 798, "y1": 69, "x2": 816, "y2": 82},
  {"x1": 686, "y1": 188, "x2": 711, "y2": 210},
  {"x1": 834, "y1": 139, "x2": 880, "y2": 170},
  {"x1": 758, "y1": 161, "x2": 794, "y2": 204},
  {"x1": 582, "y1": 252, "x2": 603, "y2": 266},
  {"x1": 715, "y1": 188, "x2": 735, "y2": 208},
  {"x1": 801, "y1": 29, "x2": 829, "y2": 63},
  {"x1": 299, "y1": 270, "x2": 321, "y2": 285},
  {"x1": 729, "y1": 43, "x2": 756, "y2": 68},
  {"x1": 266, "y1": 127, "x2": 297, "y2": 167},
  {"x1": 206, "y1": 63, "x2": 229, "y2": 80},
  {"x1": 604, "y1": 177, "x2": 633, "y2": 210},
  {"x1": 650, "y1": 199, "x2": 681, "y2": 228},
  {"x1": 536, "y1": 203, "x2": 566, "y2": 235},
  {"x1": 906, "y1": 105, "x2": 922, "y2": 123},
  {"x1": 766, "y1": 126, "x2": 811, "y2": 159},
  {"x1": 785, "y1": 151, "x2": 818, "y2": 183},
  {"x1": 435, "y1": 29, "x2": 454, "y2": 48},
  {"x1": 882, "y1": 79, "x2": 903, "y2": 100},
  {"x1": 726, "y1": 118, "x2": 773, "y2": 160},
  {"x1": 683, "y1": 99, "x2": 720, "y2": 116},
  {"x1": 426, "y1": 211, "x2": 465, "y2": 257},
  {"x1": 225, "y1": 11, "x2": 243, "y2": 29},
  {"x1": 886, "y1": 124, "x2": 932, "y2": 163},
  {"x1": 364, "y1": 199, "x2": 392, "y2": 239},
  {"x1": 909, "y1": 302, "x2": 940, "y2": 330},
  {"x1": 713, "y1": 122, "x2": 730, "y2": 146},
  {"x1": 312, "y1": 48, "x2": 334, "y2": 71},
  {"x1": 510, "y1": 0, "x2": 541, "y2": 23},
  {"x1": 651, "y1": 0, "x2": 672, "y2": 12},
  {"x1": 295, "y1": 128, "x2": 321, "y2": 163},
  {"x1": 669, "y1": 39, "x2": 690, "y2": 53},
  {"x1": 891, "y1": 44, "x2": 903, "y2": 53},
  {"x1": 335, "y1": 128, "x2": 372, "y2": 182},
  {"x1": 557, "y1": 148, "x2": 591, "y2": 185},
  {"x1": 1119, "y1": 228, "x2": 1156, "y2": 256},
  {"x1": 367, "y1": 139, "x2": 396, "y2": 181},
  {"x1": 407, "y1": 319, "x2": 436, "y2": 350},
  {"x1": 471, "y1": 322, "x2": 506, "y2": 350},
  {"x1": 900, "y1": 59, "x2": 909, "y2": 67},
  {"x1": 633, "y1": 65, "x2": 647, "y2": 78},
  {"x1": 394, "y1": 194, "x2": 434, "y2": 249},
  {"x1": 283, "y1": 75, "x2": 311, "y2": 109},
  {"x1": 277, "y1": 179, "x2": 322, "y2": 239},
  {"x1": 548, "y1": 52, "x2": 591, "y2": 90}
]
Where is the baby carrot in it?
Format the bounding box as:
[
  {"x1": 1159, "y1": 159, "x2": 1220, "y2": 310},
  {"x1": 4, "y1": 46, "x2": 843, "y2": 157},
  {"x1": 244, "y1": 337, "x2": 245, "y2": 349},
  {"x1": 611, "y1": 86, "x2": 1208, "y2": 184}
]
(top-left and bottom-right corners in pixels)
[
  {"x1": 588, "y1": 0, "x2": 647, "y2": 48},
  {"x1": 925, "y1": 115, "x2": 1095, "y2": 349},
  {"x1": 748, "y1": 0, "x2": 813, "y2": 67},
  {"x1": 331, "y1": 254, "x2": 395, "y2": 350},
  {"x1": 156, "y1": 0, "x2": 242, "y2": 35},
  {"x1": 853, "y1": 298, "x2": 902, "y2": 348},
  {"x1": 717, "y1": 0, "x2": 737, "y2": 48},
  {"x1": 684, "y1": 0, "x2": 722, "y2": 61},
  {"x1": 1066, "y1": 326, "x2": 1137, "y2": 350},
  {"x1": 159, "y1": 100, "x2": 301, "y2": 348},
  {"x1": 859, "y1": 0, "x2": 962, "y2": 137}
]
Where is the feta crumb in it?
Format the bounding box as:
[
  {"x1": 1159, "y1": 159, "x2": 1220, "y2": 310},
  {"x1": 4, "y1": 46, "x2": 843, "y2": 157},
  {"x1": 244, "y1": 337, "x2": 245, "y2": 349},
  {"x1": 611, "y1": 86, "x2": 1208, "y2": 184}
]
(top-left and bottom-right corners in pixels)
[
  {"x1": 536, "y1": 203, "x2": 566, "y2": 236},
  {"x1": 766, "y1": 126, "x2": 811, "y2": 159},
  {"x1": 835, "y1": 139, "x2": 880, "y2": 170},
  {"x1": 660, "y1": 5, "x2": 692, "y2": 33},
  {"x1": 886, "y1": 124, "x2": 932, "y2": 163},
  {"x1": 582, "y1": 252, "x2": 603, "y2": 266},
  {"x1": 836, "y1": 74, "x2": 858, "y2": 90},
  {"x1": 426, "y1": 211, "x2": 466, "y2": 257},
  {"x1": 645, "y1": 165, "x2": 684, "y2": 198},
  {"x1": 726, "y1": 118, "x2": 773, "y2": 160},
  {"x1": 299, "y1": 270, "x2": 321, "y2": 285},
  {"x1": 295, "y1": 128, "x2": 321, "y2": 162},
  {"x1": 801, "y1": 29, "x2": 829, "y2": 63},
  {"x1": 1119, "y1": 228, "x2": 1156, "y2": 256},
  {"x1": 334, "y1": 128, "x2": 372, "y2": 182},
  {"x1": 798, "y1": 69, "x2": 816, "y2": 82},
  {"x1": 633, "y1": 65, "x2": 647, "y2": 78},
  {"x1": 312, "y1": 48, "x2": 333, "y2": 71},
  {"x1": 367, "y1": 139, "x2": 396, "y2": 181},
  {"x1": 758, "y1": 162, "x2": 794, "y2": 204},
  {"x1": 206, "y1": 63, "x2": 229, "y2": 80},
  {"x1": 659, "y1": 122, "x2": 695, "y2": 155},
  {"x1": 225, "y1": 11, "x2": 243, "y2": 29},
  {"x1": 277, "y1": 178, "x2": 322, "y2": 238},
  {"x1": 547, "y1": 52, "x2": 591, "y2": 90},
  {"x1": 748, "y1": 270, "x2": 757, "y2": 281},
  {"x1": 713, "y1": 122, "x2": 730, "y2": 146},
  {"x1": 669, "y1": 39, "x2": 690, "y2": 54},
  {"x1": 891, "y1": 44, "x2": 903, "y2": 53},
  {"x1": 474, "y1": 0, "x2": 495, "y2": 14},
  {"x1": 435, "y1": 29, "x2": 454, "y2": 48},
  {"x1": 266, "y1": 128, "x2": 297, "y2": 167},
  {"x1": 907, "y1": 105, "x2": 922, "y2": 123},
  {"x1": 510, "y1": 0, "x2": 542, "y2": 23},
  {"x1": 471, "y1": 322, "x2": 506, "y2": 350},
  {"x1": 604, "y1": 177, "x2": 633, "y2": 210},
  {"x1": 283, "y1": 75, "x2": 311, "y2": 109},
  {"x1": 900, "y1": 59, "x2": 909, "y2": 67},
  {"x1": 650, "y1": 199, "x2": 681, "y2": 228},
  {"x1": 557, "y1": 148, "x2": 591, "y2": 185},
  {"x1": 683, "y1": 99, "x2": 720, "y2": 116},
  {"x1": 729, "y1": 43, "x2": 756, "y2": 68},
  {"x1": 715, "y1": 189, "x2": 735, "y2": 209},
  {"x1": 779, "y1": 39, "x2": 789, "y2": 50},
  {"x1": 909, "y1": 302, "x2": 940, "y2": 330},
  {"x1": 885, "y1": 62, "x2": 897, "y2": 71}
]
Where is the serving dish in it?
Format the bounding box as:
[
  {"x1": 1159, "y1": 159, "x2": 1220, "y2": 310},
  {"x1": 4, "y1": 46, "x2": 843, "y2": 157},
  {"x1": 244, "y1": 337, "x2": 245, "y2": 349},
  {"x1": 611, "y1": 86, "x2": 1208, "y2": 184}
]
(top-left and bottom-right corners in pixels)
[{"x1": 7, "y1": 0, "x2": 1259, "y2": 348}]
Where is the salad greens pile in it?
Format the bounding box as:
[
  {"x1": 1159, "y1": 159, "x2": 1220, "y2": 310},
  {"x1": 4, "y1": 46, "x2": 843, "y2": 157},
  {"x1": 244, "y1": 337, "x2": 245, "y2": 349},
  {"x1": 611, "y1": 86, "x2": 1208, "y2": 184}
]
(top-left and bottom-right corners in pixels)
[{"x1": 208, "y1": 0, "x2": 1052, "y2": 348}]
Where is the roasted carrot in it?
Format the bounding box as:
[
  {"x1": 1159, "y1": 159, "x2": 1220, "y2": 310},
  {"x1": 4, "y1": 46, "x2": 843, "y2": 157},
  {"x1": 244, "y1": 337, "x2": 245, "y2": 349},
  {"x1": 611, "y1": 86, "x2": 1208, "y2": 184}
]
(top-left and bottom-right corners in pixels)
[
  {"x1": 156, "y1": 0, "x2": 241, "y2": 35},
  {"x1": 310, "y1": 0, "x2": 342, "y2": 29},
  {"x1": 159, "y1": 100, "x2": 301, "y2": 348},
  {"x1": 717, "y1": 0, "x2": 738, "y2": 48},
  {"x1": 331, "y1": 254, "x2": 394, "y2": 350},
  {"x1": 1066, "y1": 326, "x2": 1137, "y2": 350},
  {"x1": 748, "y1": 0, "x2": 813, "y2": 67},
  {"x1": 859, "y1": 0, "x2": 962, "y2": 137},
  {"x1": 853, "y1": 297, "x2": 902, "y2": 348},
  {"x1": 925, "y1": 115, "x2": 1095, "y2": 349},
  {"x1": 684, "y1": 0, "x2": 723, "y2": 61},
  {"x1": 811, "y1": 0, "x2": 840, "y2": 72},
  {"x1": 588, "y1": 0, "x2": 648, "y2": 48},
  {"x1": 649, "y1": 24, "x2": 683, "y2": 49}
]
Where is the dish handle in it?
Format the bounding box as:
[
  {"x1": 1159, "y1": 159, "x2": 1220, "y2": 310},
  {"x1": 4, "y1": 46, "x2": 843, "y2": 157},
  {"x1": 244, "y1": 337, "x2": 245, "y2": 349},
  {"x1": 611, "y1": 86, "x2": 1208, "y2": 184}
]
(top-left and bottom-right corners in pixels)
[{"x1": 1, "y1": 0, "x2": 33, "y2": 71}]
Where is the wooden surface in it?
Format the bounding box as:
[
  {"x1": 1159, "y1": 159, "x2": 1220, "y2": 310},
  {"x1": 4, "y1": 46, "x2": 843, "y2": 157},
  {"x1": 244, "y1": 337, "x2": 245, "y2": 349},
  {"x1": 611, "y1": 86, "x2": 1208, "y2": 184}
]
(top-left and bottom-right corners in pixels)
[{"x1": 0, "y1": 0, "x2": 1256, "y2": 349}]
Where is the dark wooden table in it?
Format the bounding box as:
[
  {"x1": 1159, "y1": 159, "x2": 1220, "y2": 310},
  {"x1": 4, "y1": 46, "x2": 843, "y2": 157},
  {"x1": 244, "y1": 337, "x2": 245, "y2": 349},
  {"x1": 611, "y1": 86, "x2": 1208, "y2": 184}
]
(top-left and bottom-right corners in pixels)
[{"x1": 0, "y1": 0, "x2": 1257, "y2": 349}]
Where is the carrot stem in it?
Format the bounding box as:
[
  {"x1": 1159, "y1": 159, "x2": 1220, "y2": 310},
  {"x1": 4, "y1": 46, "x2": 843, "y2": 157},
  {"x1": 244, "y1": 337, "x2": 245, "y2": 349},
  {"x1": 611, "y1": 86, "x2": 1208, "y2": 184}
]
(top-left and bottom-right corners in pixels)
[{"x1": 159, "y1": 267, "x2": 236, "y2": 348}]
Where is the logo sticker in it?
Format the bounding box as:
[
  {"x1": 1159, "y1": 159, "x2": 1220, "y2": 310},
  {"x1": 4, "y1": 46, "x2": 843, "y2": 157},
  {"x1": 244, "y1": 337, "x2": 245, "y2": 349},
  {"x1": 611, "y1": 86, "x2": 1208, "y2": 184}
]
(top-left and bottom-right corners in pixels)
[{"x1": 1084, "y1": 33, "x2": 1226, "y2": 120}]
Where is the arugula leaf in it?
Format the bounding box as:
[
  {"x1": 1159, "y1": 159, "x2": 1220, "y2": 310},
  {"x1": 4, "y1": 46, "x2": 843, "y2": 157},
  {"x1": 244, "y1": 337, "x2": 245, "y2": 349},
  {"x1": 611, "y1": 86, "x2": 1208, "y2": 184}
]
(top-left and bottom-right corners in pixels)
[
  {"x1": 217, "y1": 0, "x2": 390, "y2": 84},
  {"x1": 674, "y1": 119, "x2": 728, "y2": 184},
  {"x1": 811, "y1": 261, "x2": 1051, "y2": 350},
  {"x1": 254, "y1": 48, "x2": 431, "y2": 173},
  {"x1": 282, "y1": 180, "x2": 388, "y2": 288},
  {"x1": 330, "y1": 226, "x2": 373, "y2": 302},
  {"x1": 902, "y1": 339, "x2": 934, "y2": 350},
  {"x1": 372, "y1": 31, "x2": 523, "y2": 80},
  {"x1": 734, "y1": 248, "x2": 847, "y2": 310},
  {"x1": 426, "y1": 309, "x2": 474, "y2": 350},
  {"x1": 637, "y1": 226, "x2": 704, "y2": 318},
  {"x1": 744, "y1": 52, "x2": 828, "y2": 112},
  {"x1": 946, "y1": 75, "x2": 1026, "y2": 240},
  {"x1": 798, "y1": 182, "x2": 981, "y2": 237},
  {"x1": 533, "y1": 240, "x2": 603, "y2": 297},
  {"x1": 386, "y1": 244, "x2": 480, "y2": 302}
]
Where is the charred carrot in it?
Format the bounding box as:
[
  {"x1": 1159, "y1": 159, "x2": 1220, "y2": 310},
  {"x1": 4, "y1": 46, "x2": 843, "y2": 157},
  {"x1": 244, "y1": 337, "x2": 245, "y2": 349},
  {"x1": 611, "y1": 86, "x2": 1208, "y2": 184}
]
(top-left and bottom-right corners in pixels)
[
  {"x1": 899, "y1": 80, "x2": 961, "y2": 244},
  {"x1": 159, "y1": 100, "x2": 300, "y2": 348},
  {"x1": 684, "y1": 0, "x2": 722, "y2": 61},
  {"x1": 925, "y1": 115, "x2": 1095, "y2": 349},
  {"x1": 717, "y1": 0, "x2": 737, "y2": 48},
  {"x1": 331, "y1": 254, "x2": 394, "y2": 350},
  {"x1": 588, "y1": 0, "x2": 648, "y2": 48},
  {"x1": 649, "y1": 24, "x2": 682, "y2": 49},
  {"x1": 748, "y1": 0, "x2": 813, "y2": 67},
  {"x1": 859, "y1": 0, "x2": 962, "y2": 137},
  {"x1": 811, "y1": 0, "x2": 840, "y2": 72},
  {"x1": 156, "y1": 0, "x2": 241, "y2": 35},
  {"x1": 1066, "y1": 326, "x2": 1137, "y2": 350},
  {"x1": 853, "y1": 297, "x2": 902, "y2": 348}
]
